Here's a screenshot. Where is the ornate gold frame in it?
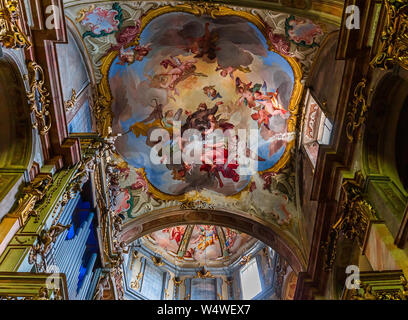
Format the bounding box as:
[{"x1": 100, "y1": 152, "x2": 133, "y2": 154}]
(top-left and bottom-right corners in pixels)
[{"x1": 97, "y1": 3, "x2": 303, "y2": 201}]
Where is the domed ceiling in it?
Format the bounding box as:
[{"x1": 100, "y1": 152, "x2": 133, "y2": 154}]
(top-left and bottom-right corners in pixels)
[
  {"x1": 142, "y1": 225, "x2": 255, "y2": 268},
  {"x1": 64, "y1": 1, "x2": 337, "y2": 265}
]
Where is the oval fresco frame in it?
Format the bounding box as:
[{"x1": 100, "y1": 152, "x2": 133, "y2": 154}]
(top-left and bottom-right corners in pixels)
[{"x1": 97, "y1": 3, "x2": 303, "y2": 201}]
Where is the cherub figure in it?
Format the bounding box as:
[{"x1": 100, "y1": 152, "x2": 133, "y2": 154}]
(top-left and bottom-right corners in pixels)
[
  {"x1": 148, "y1": 56, "x2": 206, "y2": 99},
  {"x1": 106, "y1": 19, "x2": 152, "y2": 66},
  {"x1": 254, "y1": 87, "x2": 287, "y2": 117},
  {"x1": 235, "y1": 77, "x2": 259, "y2": 109},
  {"x1": 251, "y1": 107, "x2": 272, "y2": 129},
  {"x1": 203, "y1": 85, "x2": 222, "y2": 100},
  {"x1": 216, "y1": 65, "x2": 251, "y2": 78},
  {"x1": 116, "y1": 44, "x2": 151, "y2": 66}
]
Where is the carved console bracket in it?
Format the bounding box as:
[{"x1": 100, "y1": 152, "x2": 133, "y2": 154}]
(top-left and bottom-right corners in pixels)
[
  {"x1": 7, "y1": 173, "x2": 52, "y2": 226},
  {"x1": 322, "y1": 172, "x2": 378, "y2": 270}
]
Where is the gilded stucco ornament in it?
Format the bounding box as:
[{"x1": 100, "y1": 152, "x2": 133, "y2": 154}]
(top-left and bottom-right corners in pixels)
[
  {"x1": 75, "y1": 137, "x2": 130, "y2": 299},
  {"x1": 6, "y1": 173, "x2": 52, "y2": 226},
  {"x1": 239, "y1": 254, "x2": 252, "y2": 265},
  {"x1": 346, "y1": 78, "x2": 369, "y2": 143},
  {"x1": 172, "y1": 276, "x2": 183, "y2": 298},
  {"x1": 195, "y1": 268, "x2": 214, "y2": 278},
  {"x1": 28, "y1": 223, "x2": 72, "y2": 272},
  {"x1": 64, "y1": 89, "x2": 77, "y2": 111},
  {"x1": 344, "y1": 272, "x2": 408, "y2": 300},
  {"x1": 151, "y1": 255, "x2": 165, "y2": 266},
  {"x1": 370, "y1": 0, "x2": 408, "y2": 71},
  {"x1": 0, "y1": 0, "x2": 31, "y2": 48},
  {"x1": 0, "y1": 273, "x2": 67, "y2": 300},
  {"x1": 92, "y1": 87, "x2": 114, "y2": 137},
  {"x1": 26, "y1": 61, "x2": 52, "y2": 136},
  {"x1": 130, "y1": 272, "x2": 142, "y2": 291}
]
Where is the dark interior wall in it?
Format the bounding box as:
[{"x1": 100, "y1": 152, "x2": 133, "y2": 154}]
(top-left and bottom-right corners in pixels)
[
  {"x1": 307, "y1": 31, "x2": 345, "y2": 120},
  {"x1": 0, "y1": 55, "x2": 32, "y2": 219},
  {"x1": 298, "y1": 31, "x2": 345, "y2": 250},
  {"x1": 0, "y1": 56, "x2": 31, "y2": 170},
  {"x1": 363, "y1": 73, "x2": 408, "y2": 241},
  {"x1": 298, "y1": 150, "x2": 318, "y2": 249},
  {"x1": 395, "y1": 98, "x2": 408, "y2": 192}
]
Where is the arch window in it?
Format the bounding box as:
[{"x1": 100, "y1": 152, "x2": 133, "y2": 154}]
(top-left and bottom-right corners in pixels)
[{"x1": 240, "y1": 258, "x2": 262, "y2": 300}]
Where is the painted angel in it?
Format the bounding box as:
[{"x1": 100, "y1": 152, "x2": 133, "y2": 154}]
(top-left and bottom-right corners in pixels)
[
  {"x1": 106, "y1": 19, "x2": 152, "y2": 65},
  {"x1": 148, "y1": 56, "x2": 206, "y2": 99},
  {"x1": 254, "y1": 82, "x2": 288, "y2": 117},
  {"x1": 116, "y1": 44, "x2": 151, "y2": 66},
  {"x1": 216, "y1": 65, "x2": 251, "y2": 79}
]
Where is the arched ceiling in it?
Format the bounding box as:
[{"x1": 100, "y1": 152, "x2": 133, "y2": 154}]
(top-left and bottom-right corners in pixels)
[
  {"x1": 141, "y1": 224, "x2": 257, "y2": 268},
  {"x1": 62, "y1": 1, "x2": 340, "y2": 269}
]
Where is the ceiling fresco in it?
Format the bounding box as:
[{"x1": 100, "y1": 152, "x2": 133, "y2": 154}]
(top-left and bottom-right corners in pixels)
[
  {"x1": 63, "y1": 1, "x2": 337, "y2": 260},
  {"x1": 109, "y1": 12, "x2": 297, "y2": 196},
  {"x1": 142, "y1": 225, "x2": 256, "y2": 267}
]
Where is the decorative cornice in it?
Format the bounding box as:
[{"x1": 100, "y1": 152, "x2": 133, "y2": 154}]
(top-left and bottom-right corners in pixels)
[
  {"x1": 0, "y1": 271, "x2": 68, "y2": 300},
  {"x1": 343, "y1": 271, "x2": 408, "y2": 300}
]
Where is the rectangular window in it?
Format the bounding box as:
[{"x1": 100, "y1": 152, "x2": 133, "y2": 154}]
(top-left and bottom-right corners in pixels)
[
  {"x1": 302, "y1": 89, "x2": 333, "y2": 167},
  {"x1": 240, "y1": 258, "x2": 262, "y2": 300},
  {"x1": 140, "y1": 262, "x2": 164, "y2": 300},
  {"x1": 319, "y1": 117, "x2": 333, "y2": 145},
  {"x1": 191, "y1": 279, "x2": 217, "y2": 300}
]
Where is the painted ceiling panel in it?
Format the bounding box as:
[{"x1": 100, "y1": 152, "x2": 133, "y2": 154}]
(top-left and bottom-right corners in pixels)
[
  {"x1": 63, "y1": 1, "x2": 338, "y2": 262},
  {"x1": 144, "y1": 225, "x2": 254, "y2": 267}
]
